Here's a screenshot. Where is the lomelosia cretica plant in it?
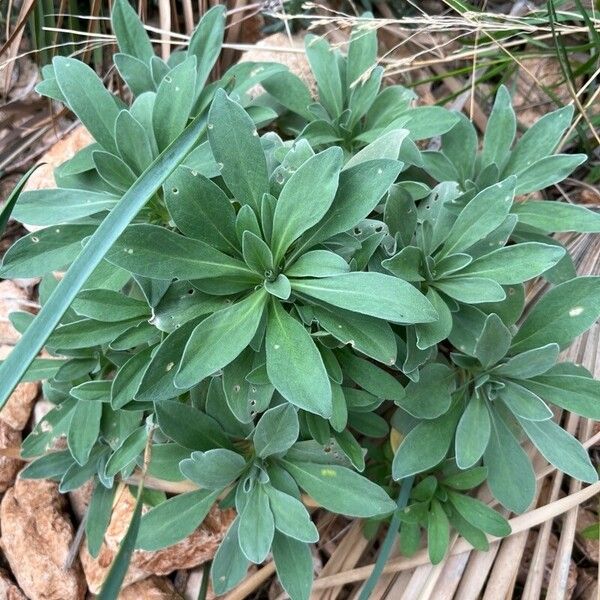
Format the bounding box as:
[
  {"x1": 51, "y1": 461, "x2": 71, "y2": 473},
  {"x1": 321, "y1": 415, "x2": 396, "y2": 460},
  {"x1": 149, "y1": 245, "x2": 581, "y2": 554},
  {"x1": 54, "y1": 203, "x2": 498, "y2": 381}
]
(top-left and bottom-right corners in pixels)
[{"x1": 0, "y1": 4, "x2": 599, "y2": 598}]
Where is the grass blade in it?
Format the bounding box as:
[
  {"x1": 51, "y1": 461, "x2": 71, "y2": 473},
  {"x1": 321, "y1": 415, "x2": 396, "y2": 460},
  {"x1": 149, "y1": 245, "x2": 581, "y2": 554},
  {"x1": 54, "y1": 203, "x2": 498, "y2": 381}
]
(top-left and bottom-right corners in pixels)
[
  {"x1": 0, "y1": 114, "x2": 207, "y2": 409},
  {"x1": 0, "y1": 164, "x2": 41, "y2": 237}
]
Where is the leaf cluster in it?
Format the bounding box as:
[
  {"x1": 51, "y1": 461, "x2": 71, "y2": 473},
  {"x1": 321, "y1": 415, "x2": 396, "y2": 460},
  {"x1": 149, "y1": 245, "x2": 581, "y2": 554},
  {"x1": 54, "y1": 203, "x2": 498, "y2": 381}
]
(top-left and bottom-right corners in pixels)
[{"x1": 1, "y1": 6, "x2": 600, "y2": 599}]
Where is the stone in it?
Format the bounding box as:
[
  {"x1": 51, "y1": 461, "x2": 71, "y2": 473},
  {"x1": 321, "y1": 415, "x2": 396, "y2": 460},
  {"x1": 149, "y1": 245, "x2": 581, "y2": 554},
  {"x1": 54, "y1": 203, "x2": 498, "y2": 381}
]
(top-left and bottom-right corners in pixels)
[
  {"x1": 0, "y1": 420, "x2": 23, "y2": 492},
  {"x1": 0, "y1": 477, "x2": 87, "y2": 600},
  {"x1": 0, "y1": 568, "x2": 27, "y2": 600},
  {"x1": 118, "y1": 576, "x2": 183, "y2": 600},
  {"x1": 80, "y1": 487, "x2": 235, "y2": 593},
  {"x1": 0, "y1": 345, "x2": 39, "y2": 432},
  {"x1": 23, "y1": 126, "x2": 94, "y2": 193},
  {"x1": 0, "y1": 282, "x2": 31, "y2": 346}
]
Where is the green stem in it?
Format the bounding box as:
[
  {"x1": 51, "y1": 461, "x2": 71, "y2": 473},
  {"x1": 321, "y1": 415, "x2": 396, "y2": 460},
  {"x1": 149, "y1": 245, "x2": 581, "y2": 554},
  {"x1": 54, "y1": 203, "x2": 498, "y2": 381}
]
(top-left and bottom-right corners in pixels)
[
  {"x1": 358, "y1": 475, "x2": 415, "y2": 600},
  {"x1": 197, "y1": 561, "x2": 211, "y2": 600}
]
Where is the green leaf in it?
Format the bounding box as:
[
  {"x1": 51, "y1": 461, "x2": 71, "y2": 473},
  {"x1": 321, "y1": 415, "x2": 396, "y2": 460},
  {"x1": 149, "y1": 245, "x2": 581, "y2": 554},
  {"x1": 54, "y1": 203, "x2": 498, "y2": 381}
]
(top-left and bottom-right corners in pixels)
[
  {"x1": 398, "y1": 363, "x2": 453, "y2": 418},
  {"x1": 516, "y1": 154, "x2": 586, "y2": 195},
  {"x1": 517, "y1": 416, "x2": 597, "y2": 483},
  {"x1": 0, "y1": 112, "x2": 208, "y2": 410},
  {"x1": 415, "y1": 288, "x2": 453, "y2": 349},
  {"x1": 503, "y1": 105, "x2": 573, "y2": 176},
  {"x1": 146, "y1": 443, "x2": 190, "y2": 481},
  {"x1": 93, "y1": 150, "x2": 137, "y2": 192},
  {"x1": 499, "y1": 380, "x2": 553, "y2": 421},
  {"x1": 238, "y1": 484, "x2": 274, "y2": 563},
  {"x1": 49, "y1": 318, "x2": 141, "y2": 350},
  {"x1": 187, "y1": 5, "x2": 226, "y2": 90},
  {"x1": 282, "y1": 460, "x2": 395, "y2": 517},
  {"x1": 455, "y1": 393, "x2": 491, "y2": 469},
  {"x1": 243, "y1": 231, "x2": 273, "y2": 274},
  {"x1": 104, "y1": 426, "x2": 147, "y2": 477},
  {"x1": 166, "y1": 169, "x2": 238, "y2": 254},
  {"x1": 136, "y1": 488, "x2": 222, "y2": 550},
  {"x1": 0, "y1": 225, "x2": 96, "y2": 278},
  {"x1": 111, "y1": 0, "x2": 154, "y2": 62},
  {"x1": 272, "y1": 532, "x2": 313, "y2": 600},
  {"x1": 440, "y1": 177, "x2": 516, "y2": 256},
  {"x1": 262, "y1": 71, "x2": 314, "y2": 121},
  {"x1": 312, "y1": 306, "x2": 397, "y2": 365},
  {"x1": 338, "y1": 351, "x2": 405, "y2": 402},
  {"x1": 292, "y1": 272, "x2": 437, "y2": 324},
  {"x1": 13, "y1": 189, "x2": 119, "y2": 226},
  {"x1": 54, "y1": 57, "x2": 120, "y2": 154},
  {"x1": 511, "y1": 277, "x2": 600, "y2": 352},
  {"x1": 492, "y1": 344, "x2": 559, "y2": 379},
  {"x1": 176, "y1": 290, "x2": 267, "y2": 388},
  {"x1": 434, "y1": 277, "x2": 506, "y2": 304},
  {"x1": 155, "y1": 400, "x2": 233, "y2": 451},
  {"x1": 265, "y1": 485, "x2": 319, "y2": 542},
  {"x1": 180, "y1": 449, "x2": 246, "y2": 488},
  {"x1": 513, "y1": 200, "x2": 600, "y2": 233},
  {"x1": 484, "y1": 410, "x2": 536, "y2": 513},
  {"x1": 286, "y1": 250, "x2": 349, "y2": 278},
  {"x1": 481, "y1": 85, "x2": 516, "y2": 169},
  {"x1": 21, "y1": 450, "x2": 74, "y2": 480},
  {"x1": 136, "y1": 317, "x2": 202, "y2": 401},
  {"x1": 441, "y1": 466, "x2": 488, "y2": 490},
  {"x1": 208, "y1": 89, "x2": 268, "y2": 211},
  {"x1": 456, "y1": 242, "x2": 565, "y2": 284},
  {"x1": 114, "y1": 54, "x2": 155, "y2": 97},
  {"x1": 266, "y1": 301, "x2": 332, "y2": 417},
  {"x1": 447, "y1": 491, "x2": 511, "y2": 537},
  {"x1": 72, "y1": 289, "x2": 148, "y2": 322},
  {"x1": 347, "y1": 15, "x2": 377, "y2": 84},
  {"x1": 392, "y1": 407, "x2": 460, "y2": 479},
  {"x1": 345, "y1": 129, "x2": 408, "y2": 167},
  {"x1": 474, "y1": 313, "x2": 511, "y2": 368},
  {"x1": 271, "y1": 147, "x2": 343, "y2": 262},
  {"x1": 0, "y1": 358, "x2": 66, "y2": 382},
  {"x1": 115, "y1": 110, "x2": 154, "y2": 174},
  {"x1": 111, "y1": 347, "x2": 154, "y2": 409},
  {"x1": 107, "y1": 223, "x2": 253, "y2": 281},
  {"x1": 254, "y1": 404, "x2": 299, "y2": 458},
  {"x1": 153, "y1": 56, "x2": 197, "y2": 151},
  {"x1": 264, "y1": 274, "x2": 292, "y2": 300},
  {"x1": 427, "y1": 499, "x2": 449, "y2": 564},
  {"x1": 211, "y1": 519, "x2": 249, "y2": 594},
  {"x1": 305, "y1": 34, "x2": 343, "y2": 117},
  {"x1": 521, "y1": 365, "x2": 600, "y2": 419},
  {"x1": 67, "y1": 400, "x2": 102, "y2": 465},
  {"x1": 86, "y1": 483, "x2": 116, "y2": 557},
  {"x1": 295, "y1": 160, "x2": 402, "y2": 253}
]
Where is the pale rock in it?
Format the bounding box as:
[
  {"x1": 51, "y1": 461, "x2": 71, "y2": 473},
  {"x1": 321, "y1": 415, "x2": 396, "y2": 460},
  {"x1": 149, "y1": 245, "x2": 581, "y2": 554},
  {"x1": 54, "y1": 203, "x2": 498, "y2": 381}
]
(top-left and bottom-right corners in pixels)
[
  {"x1": 0, "y1": 282, "x2": 31, "y2": 345},
  {"x1": 118, "y1": 576, "x2": 183, "y2": 600},
  {"x1": 81, "y1": 488, "x2": 235, "y2": 593},
  {"x1": 0, "y1": 345, "x2": 39, "y2": 432},
  {"x1": 23, "y1": 126, "x2": 94, "y2": 193},
  {"x1": 0, "y1": 477, "x2": 87, "y2": 600},
  {"x1": 21, "y1": 125, "x2": 94, "y2": 233},
  {"x1": 0, "y1": 568, "x2": 27, "y2": 600},
  {"x1": 238, "y1": 32, "x2": 314, "y2": 97},
  {"x1": 0, "y1": 420, "x2": 23, "y2": 492}
]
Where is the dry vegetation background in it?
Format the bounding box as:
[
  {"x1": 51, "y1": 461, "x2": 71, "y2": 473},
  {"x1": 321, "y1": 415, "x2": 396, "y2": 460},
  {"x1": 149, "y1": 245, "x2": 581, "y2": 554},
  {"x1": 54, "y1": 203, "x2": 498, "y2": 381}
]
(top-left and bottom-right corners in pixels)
[{"x1": 0, "y1": 0, "x2": 599, "y2": 598}]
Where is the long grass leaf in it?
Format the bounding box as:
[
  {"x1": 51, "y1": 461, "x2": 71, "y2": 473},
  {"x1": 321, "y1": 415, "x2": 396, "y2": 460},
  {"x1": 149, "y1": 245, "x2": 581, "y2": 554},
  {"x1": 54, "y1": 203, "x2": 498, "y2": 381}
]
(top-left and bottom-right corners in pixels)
[{"x1": 0, "y1": 164, "x2": 41, "y2": 237}]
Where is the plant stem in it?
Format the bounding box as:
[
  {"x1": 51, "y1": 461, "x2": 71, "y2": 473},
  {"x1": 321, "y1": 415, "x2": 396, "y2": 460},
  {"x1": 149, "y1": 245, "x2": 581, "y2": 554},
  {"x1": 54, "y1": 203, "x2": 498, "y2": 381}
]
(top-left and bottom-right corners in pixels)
[
  {"x1": 198, "y1": 560, "x2": 211, "y2": 600},
  {"x1": 357, "y1": 475, "x2": 415, "y2": 600}
]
